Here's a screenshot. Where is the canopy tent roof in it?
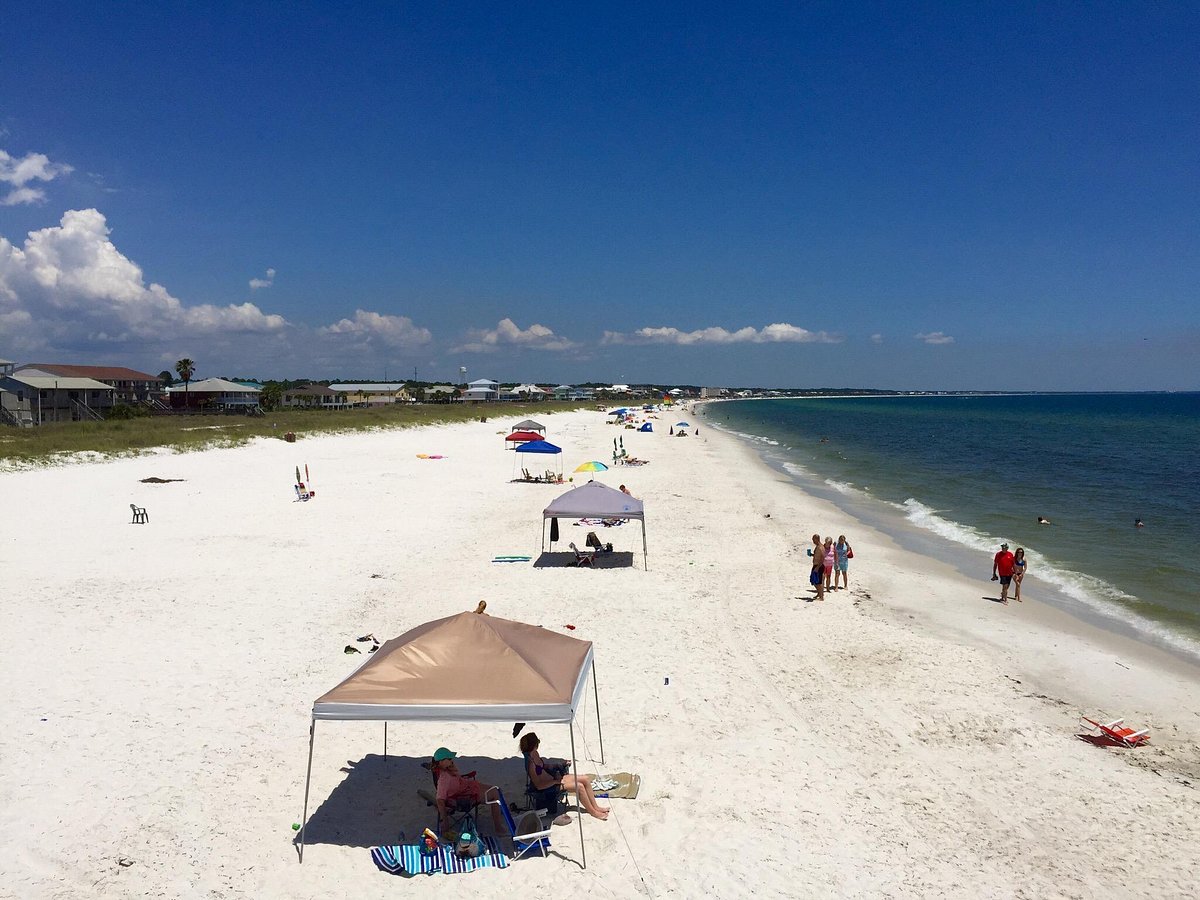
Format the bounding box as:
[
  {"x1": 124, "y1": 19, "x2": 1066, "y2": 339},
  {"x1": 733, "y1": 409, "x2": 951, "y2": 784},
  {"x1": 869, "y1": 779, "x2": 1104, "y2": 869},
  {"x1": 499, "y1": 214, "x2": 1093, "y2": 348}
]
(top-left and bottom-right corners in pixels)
[
  {"x1": 300, "y1": 612, "x2": 605, "y2": 867},
  {"x1": 514, "y1": 439, "x2": 562, "y2": 455},
  {"x1": 313, "y1": 612, "x2": 594, "y2": 722},
  {"x1": 543, "y1": 480, "x2": 643, "y2": 521},
  {"x1": 505, "y1": 430, "x2": 544, "y2": 444},
  {"x1": 513, "y1": 419, "x2": 546, "y2": 432}
]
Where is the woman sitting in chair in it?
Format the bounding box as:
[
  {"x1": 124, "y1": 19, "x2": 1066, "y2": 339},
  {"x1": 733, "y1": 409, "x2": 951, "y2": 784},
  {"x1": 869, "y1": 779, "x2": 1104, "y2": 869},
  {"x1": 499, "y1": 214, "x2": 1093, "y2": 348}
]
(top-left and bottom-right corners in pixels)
[
  {"x1": 433, "y1": 747, "x2": 507, "y2": 834},
  {"x1": 519, "y1": 732, "x2": 609, "y2": 820}
]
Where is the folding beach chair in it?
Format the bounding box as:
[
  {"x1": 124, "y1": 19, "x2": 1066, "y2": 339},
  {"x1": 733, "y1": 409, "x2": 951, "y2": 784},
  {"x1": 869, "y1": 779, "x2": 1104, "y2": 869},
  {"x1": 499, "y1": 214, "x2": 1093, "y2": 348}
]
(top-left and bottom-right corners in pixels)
[
  {"x1": 419, "y1": 757, "x2": 484, "y2": 837},
  {"x1": 484, "y1": 786, "x2": 552, "y2": 861},
  {"x1": 568, "y1": 542, "x2": 595, "y2": 567},
  {"x1": 1080, "y1": 716, "x2": 1150, "y2": 748}
]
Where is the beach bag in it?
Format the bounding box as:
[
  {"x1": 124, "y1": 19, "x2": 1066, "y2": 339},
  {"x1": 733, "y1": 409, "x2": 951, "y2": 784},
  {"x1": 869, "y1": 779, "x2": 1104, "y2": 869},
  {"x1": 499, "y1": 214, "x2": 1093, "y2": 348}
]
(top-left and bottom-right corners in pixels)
[
  {"x1": 847, "y1": 547, "x2": 854, "y2": 559},
  {"x1": 455, "y1": 829, "x2": 484, "y2": 859}
]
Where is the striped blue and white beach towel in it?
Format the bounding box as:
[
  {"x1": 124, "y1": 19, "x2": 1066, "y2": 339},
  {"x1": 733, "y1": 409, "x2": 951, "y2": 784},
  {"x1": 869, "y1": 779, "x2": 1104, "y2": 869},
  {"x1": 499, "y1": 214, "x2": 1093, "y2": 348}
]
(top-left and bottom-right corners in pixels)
[{"x1": 370, "y1": 837, "x2": 509, "y2": 876}]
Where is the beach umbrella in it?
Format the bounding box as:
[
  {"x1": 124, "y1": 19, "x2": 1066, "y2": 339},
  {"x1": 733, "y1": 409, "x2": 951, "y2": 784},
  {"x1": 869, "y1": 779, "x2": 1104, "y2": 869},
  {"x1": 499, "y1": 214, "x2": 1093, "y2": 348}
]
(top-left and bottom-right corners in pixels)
[
  {"x1": 573, "y1": 461, "x2": 609, "y2": 477},
  {"x1": 675, "y1": 421, "x2": 690, "y2": 428}
]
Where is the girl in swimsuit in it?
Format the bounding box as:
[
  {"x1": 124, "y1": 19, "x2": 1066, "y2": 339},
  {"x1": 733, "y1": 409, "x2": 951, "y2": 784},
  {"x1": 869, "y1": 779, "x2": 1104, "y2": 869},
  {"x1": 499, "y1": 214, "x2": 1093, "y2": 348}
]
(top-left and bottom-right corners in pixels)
[
  {"x1": 1012, "y1": 548, "x2": 1027, "y2": 602},
  {"x1": 822, "y1": 537, "x2": 836, "y2": 592}
]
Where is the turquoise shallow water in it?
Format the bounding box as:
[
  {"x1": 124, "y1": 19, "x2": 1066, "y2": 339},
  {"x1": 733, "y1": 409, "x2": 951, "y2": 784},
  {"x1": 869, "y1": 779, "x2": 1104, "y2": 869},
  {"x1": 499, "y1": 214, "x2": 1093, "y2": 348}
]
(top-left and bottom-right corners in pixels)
[{"x1": 705, "y1": 394, "x2": 1200, "y2": 660}]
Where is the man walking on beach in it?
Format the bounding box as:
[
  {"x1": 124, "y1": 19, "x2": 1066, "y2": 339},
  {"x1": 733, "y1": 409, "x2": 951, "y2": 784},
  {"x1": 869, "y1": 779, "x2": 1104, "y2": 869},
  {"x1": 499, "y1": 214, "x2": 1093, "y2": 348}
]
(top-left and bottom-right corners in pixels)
[
  {"x1": 991, "y1": 542, "x2": 1016, "y2": 604},
  {"x1": 809, "y1": 533, "x2": 825, "y2": 601}
]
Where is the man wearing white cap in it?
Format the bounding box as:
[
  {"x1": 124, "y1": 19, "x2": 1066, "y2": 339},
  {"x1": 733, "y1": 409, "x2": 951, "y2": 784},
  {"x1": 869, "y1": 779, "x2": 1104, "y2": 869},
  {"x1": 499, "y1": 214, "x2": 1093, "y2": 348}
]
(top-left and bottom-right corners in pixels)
[{"x1": 991, "y1": 542, "x2": 1016, "y2": 604}]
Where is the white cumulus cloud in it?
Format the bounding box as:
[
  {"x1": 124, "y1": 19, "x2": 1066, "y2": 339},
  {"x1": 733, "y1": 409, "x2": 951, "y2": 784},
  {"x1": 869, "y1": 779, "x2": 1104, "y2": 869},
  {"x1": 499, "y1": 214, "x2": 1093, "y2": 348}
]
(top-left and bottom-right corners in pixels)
[
  {"x1": 870, "y1": 333, "x2": 883, "y2": 344},
  {"x1": 0, "y1": 149, "x2": 73, "y2": 206},
  {"x1": 249, "y1": 267, "x2": 275, "y2": 289},
  {"x1": 602, "y1": 322, "x2": 840, "y2": 345},
  {"x1": 452, "y1": 317, "x2": 576, "y2": 353},
  {"x1": 0, "y1": 209, "x2": 287, "y2": 355},
  {"x1": 319, "y1": 309, "x2": 432, "y2": 348},
  {"x1": 915, "y1": 331, "x2": 955, "y2": 345}
]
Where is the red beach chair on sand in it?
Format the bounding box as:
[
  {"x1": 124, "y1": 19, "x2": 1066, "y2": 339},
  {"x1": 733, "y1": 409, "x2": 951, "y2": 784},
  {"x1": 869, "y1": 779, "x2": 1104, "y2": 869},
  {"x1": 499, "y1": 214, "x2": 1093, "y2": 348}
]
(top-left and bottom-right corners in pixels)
[{"x1": 1080, "y1": 715, "x2": 1150, "y2": 748}]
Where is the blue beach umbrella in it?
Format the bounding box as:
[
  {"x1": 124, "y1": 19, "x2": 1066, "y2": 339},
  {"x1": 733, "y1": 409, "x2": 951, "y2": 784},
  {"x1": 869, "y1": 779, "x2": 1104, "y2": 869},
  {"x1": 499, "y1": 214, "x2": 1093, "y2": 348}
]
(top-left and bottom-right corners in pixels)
[{"x1": 675, "y1": 421, "x2": 690, "y2": 428}]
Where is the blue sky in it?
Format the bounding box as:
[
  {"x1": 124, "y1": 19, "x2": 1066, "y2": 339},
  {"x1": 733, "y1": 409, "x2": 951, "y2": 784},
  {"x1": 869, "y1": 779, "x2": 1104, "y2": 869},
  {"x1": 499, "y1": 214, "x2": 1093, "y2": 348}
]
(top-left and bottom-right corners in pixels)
[{"x1": 1, "y1": 2, "x2": 1196, "y2": 390}]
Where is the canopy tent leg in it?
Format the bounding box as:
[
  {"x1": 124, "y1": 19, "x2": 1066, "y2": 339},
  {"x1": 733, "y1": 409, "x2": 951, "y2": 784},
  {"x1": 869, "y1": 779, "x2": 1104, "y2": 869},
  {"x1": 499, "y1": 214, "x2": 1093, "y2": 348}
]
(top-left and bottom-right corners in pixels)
[
  {"x1": 592, "y1": 659, "x2": 605, "y2": 765},
  {"x1": 642, "y1": 520, "x2": 648, "y2": 570},
  {"x1": 298, "y1": 719, "x2": 316, "y2": 863},
  {"x1": 570, "y1": 720, "x2": 586, "y2": 869},
  {"x1": 383, "y1": 721, "x2": 388, "y2": 758},
  {"x1": 541, "y1": 518, "x2": 546, "y2": 553}
]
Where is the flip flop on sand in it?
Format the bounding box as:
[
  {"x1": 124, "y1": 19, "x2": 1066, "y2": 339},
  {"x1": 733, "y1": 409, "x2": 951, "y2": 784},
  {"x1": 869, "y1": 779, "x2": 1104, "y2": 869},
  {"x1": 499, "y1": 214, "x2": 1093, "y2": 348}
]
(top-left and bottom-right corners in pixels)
[
  {"x1": 344, "y1": 645, "x2": 361, "y2": 654},
  {"x1": 357, "y1": 633, "x2": 376, "y2": 642}
]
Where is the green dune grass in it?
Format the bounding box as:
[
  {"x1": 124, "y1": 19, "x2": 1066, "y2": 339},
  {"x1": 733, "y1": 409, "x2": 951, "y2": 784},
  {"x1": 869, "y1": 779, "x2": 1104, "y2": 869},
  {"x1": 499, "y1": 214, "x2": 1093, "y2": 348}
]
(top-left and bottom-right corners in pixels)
[{"x1": 0, "y1": 402, "x2": 589, "y2": 467}]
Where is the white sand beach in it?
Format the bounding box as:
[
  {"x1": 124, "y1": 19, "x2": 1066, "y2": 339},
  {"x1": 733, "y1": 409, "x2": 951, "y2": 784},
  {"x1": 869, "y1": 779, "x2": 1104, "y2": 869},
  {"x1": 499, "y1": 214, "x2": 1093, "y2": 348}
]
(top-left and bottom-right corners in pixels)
[{"x1": 2, "y1": 408, "x2": 1199, "y2": 899}]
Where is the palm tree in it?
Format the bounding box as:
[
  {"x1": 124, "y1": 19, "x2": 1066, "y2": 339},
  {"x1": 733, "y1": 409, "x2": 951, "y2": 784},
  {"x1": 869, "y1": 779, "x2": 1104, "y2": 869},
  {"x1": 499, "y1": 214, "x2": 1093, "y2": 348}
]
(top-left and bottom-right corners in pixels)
[{"x1": 175, "y1": 358, "x2": 196, "y2": 410}]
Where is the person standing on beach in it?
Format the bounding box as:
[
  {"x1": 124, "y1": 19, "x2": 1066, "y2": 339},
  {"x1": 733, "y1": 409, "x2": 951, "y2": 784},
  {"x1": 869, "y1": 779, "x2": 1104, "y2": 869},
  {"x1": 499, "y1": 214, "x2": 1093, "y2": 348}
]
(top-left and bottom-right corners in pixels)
[
  {"x1": 1012, "y1": 548, "x2": 1027, "y2": 602},
  {"x1": 991, "y1": 542, "x2": 1016, "y2": 604},
  {"x1": 809, "y1": 533, "x2": 825, "y2": 600},
  {"x1": 834, "y1": 535, "x2": 852, "y2": 590},
  {"x1": 822, "y1": 537, "x2": 836, "y2": 592}
]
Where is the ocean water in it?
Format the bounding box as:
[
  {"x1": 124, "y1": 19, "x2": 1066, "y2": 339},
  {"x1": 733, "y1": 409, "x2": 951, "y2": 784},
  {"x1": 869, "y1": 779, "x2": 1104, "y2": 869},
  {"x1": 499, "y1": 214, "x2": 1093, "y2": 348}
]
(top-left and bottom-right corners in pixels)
[{"x1": 704, "y1": 394, "x2": 1200, "y2": 661}]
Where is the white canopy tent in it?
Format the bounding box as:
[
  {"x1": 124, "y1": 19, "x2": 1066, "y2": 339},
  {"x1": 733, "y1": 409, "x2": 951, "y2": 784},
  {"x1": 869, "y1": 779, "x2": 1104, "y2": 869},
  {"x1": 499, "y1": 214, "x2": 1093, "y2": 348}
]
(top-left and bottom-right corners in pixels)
[
  {"x1": 542, "y1": 481, "x2": 647, "y2": 569},
  {"x1": 299, "y1": 612, "x2": 605, "y2": 866}
]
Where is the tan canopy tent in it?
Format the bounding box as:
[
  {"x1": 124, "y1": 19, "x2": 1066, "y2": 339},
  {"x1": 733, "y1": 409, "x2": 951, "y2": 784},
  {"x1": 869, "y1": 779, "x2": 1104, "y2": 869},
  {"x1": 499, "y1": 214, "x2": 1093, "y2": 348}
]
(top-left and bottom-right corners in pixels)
[
  {"x1": 299, "y1": 612, "x2": 605, "y2": 865},
  {"x1": 542, "y1": 481, "x2": 648, "y2": 569}
]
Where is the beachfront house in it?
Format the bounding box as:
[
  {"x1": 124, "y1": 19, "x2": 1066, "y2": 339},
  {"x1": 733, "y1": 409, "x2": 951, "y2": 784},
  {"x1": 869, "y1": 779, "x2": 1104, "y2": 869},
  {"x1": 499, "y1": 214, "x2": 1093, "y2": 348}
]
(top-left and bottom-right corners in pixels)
[
  {"x1": 280, "y1": 384, "x2": 350, "y2": 410},
  {"x1": 0, "y1": 372, "x2": 115, "y2": 423},
  {"x1": 0, "y1": 359, "x2": 35, "y2": 427},
  {"x1": 463, "y1": 379, "x2": 500, "y2": 402},
  {"x1": 423, "y1": 385, "x2": 458, "y2": 403},
  {"x1": 329, "y1": 382, "x2": 413, "y2": 407},
  {"x1": 167, "y1": 377, "x2": 261, "y2": 412},
  {"x1": 16, "y1": 363, "x2": 163, "y2": 405},
  {"x1": 502, "y1": 383, "x2": 547, "y2": 402}
]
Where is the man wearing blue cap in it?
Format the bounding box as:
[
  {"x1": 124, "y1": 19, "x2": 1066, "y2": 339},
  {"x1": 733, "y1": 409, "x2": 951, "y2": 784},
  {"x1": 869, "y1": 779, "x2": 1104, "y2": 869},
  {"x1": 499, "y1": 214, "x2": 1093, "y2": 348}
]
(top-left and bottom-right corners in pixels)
[{"x1": 433, "y1": 747, "x2": 506, "y2": 834}]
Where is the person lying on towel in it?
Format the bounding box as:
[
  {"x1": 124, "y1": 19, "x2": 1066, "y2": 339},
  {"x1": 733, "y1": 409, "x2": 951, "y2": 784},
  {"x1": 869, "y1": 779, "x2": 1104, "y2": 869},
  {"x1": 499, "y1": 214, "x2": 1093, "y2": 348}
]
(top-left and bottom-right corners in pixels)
[
  {"x1": 519, "y1": 732, "x2": 609, "y2": 821},
  {"x1": 433, "y1": 747, "x2": 506, "y2": 834}
]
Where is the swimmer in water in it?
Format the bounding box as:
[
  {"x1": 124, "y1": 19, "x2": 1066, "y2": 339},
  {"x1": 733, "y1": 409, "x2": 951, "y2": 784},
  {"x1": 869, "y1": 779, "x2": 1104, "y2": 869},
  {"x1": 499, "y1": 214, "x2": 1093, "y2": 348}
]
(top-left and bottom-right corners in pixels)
[
  {"x1": 1135, "y1": 518, "x2": 1145, "y2": 528},
  {"x1": 1037, "y1": 516, "x2": 1052, "y2": 525}
]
